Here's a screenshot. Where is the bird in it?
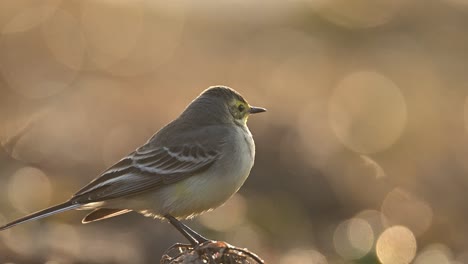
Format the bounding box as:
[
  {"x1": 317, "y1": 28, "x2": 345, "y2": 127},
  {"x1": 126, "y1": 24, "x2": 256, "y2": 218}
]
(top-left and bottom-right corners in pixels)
[{"x1": 0, "y1": 85, "x2": 266, "y2": 245}]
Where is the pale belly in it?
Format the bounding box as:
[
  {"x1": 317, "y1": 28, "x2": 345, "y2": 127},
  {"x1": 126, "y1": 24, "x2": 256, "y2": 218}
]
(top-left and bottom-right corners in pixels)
[{"x1": 115, "y1": 126, "x2": 255, "y2": 219}]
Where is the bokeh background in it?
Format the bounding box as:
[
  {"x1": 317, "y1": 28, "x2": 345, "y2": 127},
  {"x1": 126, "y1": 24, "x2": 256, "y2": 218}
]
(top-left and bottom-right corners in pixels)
[{"x1": 1, "y1": 0, "x2": 468, "y2": 263}]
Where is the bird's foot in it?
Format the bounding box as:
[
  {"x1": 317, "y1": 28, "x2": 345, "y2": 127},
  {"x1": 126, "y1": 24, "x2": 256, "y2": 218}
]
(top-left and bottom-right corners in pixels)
[
  {"x1": 162, "y1": 240, "x2": 265, "y2": 264},
  {"x1": 164, "y1": 214, "x2": 209, "y2": 246}
]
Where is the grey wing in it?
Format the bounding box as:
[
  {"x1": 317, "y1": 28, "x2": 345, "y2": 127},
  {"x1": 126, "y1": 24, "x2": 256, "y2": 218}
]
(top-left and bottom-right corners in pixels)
[{"x1": 72, "y1": 144, "x2": 220, "y2": 203}]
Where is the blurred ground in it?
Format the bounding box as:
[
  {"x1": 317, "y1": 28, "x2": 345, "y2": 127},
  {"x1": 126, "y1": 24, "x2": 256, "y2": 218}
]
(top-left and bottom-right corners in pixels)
[{"x1": 1, "y1": 0, "x2": 468, "y2": 263}]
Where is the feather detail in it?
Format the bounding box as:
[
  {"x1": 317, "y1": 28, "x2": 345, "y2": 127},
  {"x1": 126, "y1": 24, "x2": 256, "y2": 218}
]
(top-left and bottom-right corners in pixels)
[
  {"x1": 82, "y1": 208, "x2": 132, "y2": 223},
  {"x1": 0, "y1": 201, "x2": 79, "y2": 231},
  {"x1": 71, "y1": 144, "x2": 220, "y2": 203}
]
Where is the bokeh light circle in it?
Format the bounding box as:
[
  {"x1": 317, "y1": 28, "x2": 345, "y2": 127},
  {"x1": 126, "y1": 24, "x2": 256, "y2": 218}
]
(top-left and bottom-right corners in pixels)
[
  {"x1": 0, "y1": 29, "x2": 79, "y2": 99},
  {"x1": 329, "y1": 71, "x2": 407, "y2": 154},
  {"x1": 0, "y1": 107, "x2": 51, "y2": 161},
  {"x1": 354, "y1": 209, "x2": 389, "y2": 237},
  {"x1": 44, "y1": 223, "x2": 81, "y2": 257},
  {"x1": 2, "y1": 222, "x2": 41, "y2": 255},
  {"x1": 333, "y1": 218, "x2": 374, "y2": 260},
  {"x1": 298, "y1": 102, "x2": 342, "y2": 167},
  {"x1": 279, "y1": 249, "x2": 328, "y2": 264},
  {"x1": 7, "y1": 166, "x2": 52, "y2": 214},
  {"x1": 376, "y1": 225, "x2": 417, "y2": 264},
  {"x1": 41, "y1": 9, "x2": 86, "y2": 71},
  {"x1": 227, "y1": 223, "x2": 263, "y2": 252},
  {"x1": 414, "y1": 244, "x2": 453, "y2": 264},
  {"x1": 80, "y1": 0, "x2": 185, "y2": 76},
  {"x1": 381, "y1": 188, "x2": 433, "y2": 236},
  {"x1": 80, "y1": 0, "x2": 144, "y2": 69}
]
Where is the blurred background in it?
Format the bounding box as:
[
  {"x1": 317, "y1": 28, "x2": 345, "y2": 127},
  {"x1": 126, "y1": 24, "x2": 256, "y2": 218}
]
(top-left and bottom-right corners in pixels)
[{"x1": 0, "y1": 0, "x2": 468, "y2": 263}]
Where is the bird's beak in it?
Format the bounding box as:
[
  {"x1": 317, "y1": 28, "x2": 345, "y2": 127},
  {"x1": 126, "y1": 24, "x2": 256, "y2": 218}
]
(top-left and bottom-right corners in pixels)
[{"x1": 249, "y1": 106, "x2": 267, "y2": 114}]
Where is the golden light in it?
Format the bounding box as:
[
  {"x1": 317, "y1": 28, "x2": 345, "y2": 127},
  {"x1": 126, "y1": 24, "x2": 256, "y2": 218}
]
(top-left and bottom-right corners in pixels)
[
  {"x1": 3, "y1": 224, "x2": 40, "y2": 256},
  {"x1": 6, "y1": 98, "x2": 93, "y2": 166},
  {"x1": 279, "y1": 248, "x2": 328, "y2": 264},
  {"x1": 0, "y1": 0, "x2": 466, "y2": 263},
  {"x1": 199, "y1": 194, "x2": 247, "y2": 232},
  {"x1": 265, "y1": 29, "x2": 332, "y2": 105},
  {"x1": 381, "y1": 188, "x2": 433, "y2": 236},
  {"x1": 43, "y1": 223, "x2": 81, "y2": 258},
  {"x1": 414, "y1": 244, "x2": 453, "y2": 264},
  {"x1": 227, "y1": 223, "x2": 263, "y2": 253},
  {"x1": 7, "y1": 166, "x2": 52, "y2": 214},
  {"x1": 0, "y1": 26, "x2": 79, "y2": 99},
  {"x1": 41, "y1": 9, "x2": 86, "y2": 71},
  {"x1": 376, "y1": 226, "x2": 417, "y2": 264},
  {"x1": 354, "y1": 209, "x2": 389, "y2": 238},
  {"x1": 0, "y1": 107, "x2": 51, "y2": 161},
  {"x1": 306, "y1": 0, "x2": 408, "y2": 28},
  {"x1": 333, "y1": 218, "x2": 374, "y2": 260},
  {"x1": 329, "y1": 70, "x2": 407, "y2": 154},
  {"x1": 232, "y1": 28, "x2": 332, "y2": 120},
  {"x1": 80, "y1": 0, "x2": 185, "y2": 76},
  {"x1": 298, "y1": 102, "x2": 342, "y2": 167},
  {"x1": 73, "y1": 227, "x2": 144, "y2": 263},
  {"x1": 101, "y1": 123, "x2": 149, "y2": 167},
  {"x1": 1, "y1": 0, "x2": 62, "y2": 34},
  {"x1": 80, "y1": 0, "x2": 144, "y2": 69},
  {"x1": 464, "y1": 96, "x2": 468, "y2": 134}
]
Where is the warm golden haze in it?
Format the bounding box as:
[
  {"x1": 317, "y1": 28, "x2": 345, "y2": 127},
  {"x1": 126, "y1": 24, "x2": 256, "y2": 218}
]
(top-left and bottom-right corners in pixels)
[{"x1": 1, "y1": 0, "x2": 468, "y2": 263}]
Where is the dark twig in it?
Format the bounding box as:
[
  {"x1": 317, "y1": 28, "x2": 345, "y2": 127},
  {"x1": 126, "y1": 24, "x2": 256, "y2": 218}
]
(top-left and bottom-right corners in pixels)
[{"x1": 161, "y1": 240, "x2": 265, "y2": 264}]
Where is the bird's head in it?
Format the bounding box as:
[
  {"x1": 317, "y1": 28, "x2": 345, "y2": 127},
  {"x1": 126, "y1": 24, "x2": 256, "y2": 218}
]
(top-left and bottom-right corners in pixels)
[{"x1": 188, "y1": 86, "x2": 266, "y2": 126}]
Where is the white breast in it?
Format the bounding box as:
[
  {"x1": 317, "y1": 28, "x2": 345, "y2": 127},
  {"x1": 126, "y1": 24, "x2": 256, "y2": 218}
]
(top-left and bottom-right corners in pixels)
[{"x1": 125, "y1": 125, "x2": 256, "y2": 219}]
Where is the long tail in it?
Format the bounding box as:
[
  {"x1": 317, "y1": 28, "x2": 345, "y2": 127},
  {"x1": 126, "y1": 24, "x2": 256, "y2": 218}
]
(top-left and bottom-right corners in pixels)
[{"x1": 0, "y1": 201, "x2": 80, "y2": 231}]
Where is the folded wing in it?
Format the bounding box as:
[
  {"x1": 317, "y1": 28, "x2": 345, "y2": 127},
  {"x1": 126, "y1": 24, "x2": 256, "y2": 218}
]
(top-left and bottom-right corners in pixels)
[{"x1": 72, "y1": 144, "x2": 219, "y2": 203}]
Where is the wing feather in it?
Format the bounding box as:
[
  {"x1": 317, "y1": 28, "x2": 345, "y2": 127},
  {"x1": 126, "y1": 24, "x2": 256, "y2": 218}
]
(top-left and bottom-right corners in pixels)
[{"x1": 72, "y1": 144, "x2": 219, "y2": 203}]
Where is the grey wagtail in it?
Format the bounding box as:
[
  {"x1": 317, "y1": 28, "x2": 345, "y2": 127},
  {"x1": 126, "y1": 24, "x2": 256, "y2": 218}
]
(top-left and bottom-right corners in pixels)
[{"x1": 0, "y1": 86, "x2": 266, "y2": 245}]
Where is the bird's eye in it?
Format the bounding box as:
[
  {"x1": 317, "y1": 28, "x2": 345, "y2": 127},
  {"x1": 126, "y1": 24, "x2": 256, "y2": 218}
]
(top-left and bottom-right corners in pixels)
[{"x1": 238, "y1": 104, "x2": 245, "y2": 112}]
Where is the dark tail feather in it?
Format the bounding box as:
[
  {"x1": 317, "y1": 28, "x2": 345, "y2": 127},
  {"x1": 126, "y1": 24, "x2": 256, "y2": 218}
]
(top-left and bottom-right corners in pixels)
[{"x1": 0, "y1": 201, "x2": 79, "y2": 231}]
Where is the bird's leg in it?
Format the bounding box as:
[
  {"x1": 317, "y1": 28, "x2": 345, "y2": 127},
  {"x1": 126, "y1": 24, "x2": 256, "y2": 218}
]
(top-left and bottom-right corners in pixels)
[{"x1": 165, "y1": 214, "x2": 210, "y2": 246}]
